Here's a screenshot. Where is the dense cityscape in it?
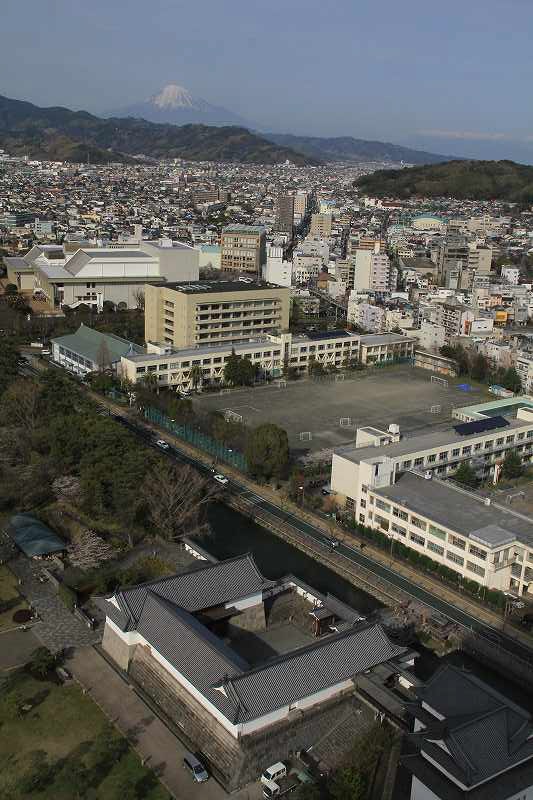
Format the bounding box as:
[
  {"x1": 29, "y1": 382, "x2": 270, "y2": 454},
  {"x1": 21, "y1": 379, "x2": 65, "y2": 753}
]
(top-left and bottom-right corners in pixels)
[{"x1": 3, "y1": 3, "x2": 533, "y2": 800}]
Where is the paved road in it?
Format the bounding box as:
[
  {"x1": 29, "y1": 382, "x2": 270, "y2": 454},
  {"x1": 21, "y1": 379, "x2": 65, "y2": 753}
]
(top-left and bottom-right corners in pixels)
[
  {"x1": 69, "y1": 646, "x2": 262, "y2": 800},
  {"x1": 113, "y1": 413, "x2": 533, "y2": 665}
]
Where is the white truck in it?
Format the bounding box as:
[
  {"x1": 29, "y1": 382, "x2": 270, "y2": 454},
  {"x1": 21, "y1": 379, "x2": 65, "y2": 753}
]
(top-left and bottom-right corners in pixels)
[{"x1": 261, "y1": 763, "x2": 306, "y2": 798}]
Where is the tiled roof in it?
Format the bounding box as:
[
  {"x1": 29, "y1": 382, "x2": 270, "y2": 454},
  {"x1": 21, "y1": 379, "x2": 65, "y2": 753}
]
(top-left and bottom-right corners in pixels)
[
  {"x1": 408, "y1": 664, "x2": 533, "y2": 788},
  {"x1": 137, "y1": 593, "x2": 248, "y2": 723},
  {"x1": 226, "y1": 623, "x2": 405, "y2": 722},
  {"x1": 101, "y1": 557, "x2": 405, "y2": 725},
  {"x1": 104, "y1": 554, "x2": 275, "y2": 630}
]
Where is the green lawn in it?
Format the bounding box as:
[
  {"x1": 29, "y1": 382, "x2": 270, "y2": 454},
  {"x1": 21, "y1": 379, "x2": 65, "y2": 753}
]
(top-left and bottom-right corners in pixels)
[
  {"x1": 0, "y1": 671, "x2": 170, "y2": 800},
  {"x1": 0, "y1": 565, "x2": 28, "y2": 631}
]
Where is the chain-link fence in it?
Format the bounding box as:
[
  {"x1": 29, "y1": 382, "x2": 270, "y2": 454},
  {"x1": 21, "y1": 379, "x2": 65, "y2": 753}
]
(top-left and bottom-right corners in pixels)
[{"x1": 144, "y1": 406, "x2": 248, "y2": 472}]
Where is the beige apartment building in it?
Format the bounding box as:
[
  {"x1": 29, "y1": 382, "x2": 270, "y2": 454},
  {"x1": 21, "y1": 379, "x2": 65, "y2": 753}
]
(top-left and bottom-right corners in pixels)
[
  {"x1": 309, "y1": 213, "x2": 332, "y2": 239},
  {"x1": 220, "y1": 225, "x2": 266, "y2": 274},
  {"x1": 144, "y1": 280, "x2": 290, "y2": 349}
]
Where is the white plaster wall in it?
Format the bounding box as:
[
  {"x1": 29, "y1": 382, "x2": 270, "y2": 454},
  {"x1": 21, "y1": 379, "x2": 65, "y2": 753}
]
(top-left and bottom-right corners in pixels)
[
  {"x1": 410, "y1": 775, "x2": 441, "y2": 800},
  {"x1": 331, "y1": 453, "x2": 359, "y2": 501}
]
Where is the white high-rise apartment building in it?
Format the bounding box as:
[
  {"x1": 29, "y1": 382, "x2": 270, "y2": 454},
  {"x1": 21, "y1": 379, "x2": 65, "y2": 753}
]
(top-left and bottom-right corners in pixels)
[{"x1": 353, "y1": 244, "x2": 395, "y2": 293}]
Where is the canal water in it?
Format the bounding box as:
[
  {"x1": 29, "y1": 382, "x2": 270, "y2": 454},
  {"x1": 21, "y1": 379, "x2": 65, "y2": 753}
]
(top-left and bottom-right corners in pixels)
[
  {"x1": 201, "y1": 503, "x2": 533, "y2": 712},
  {"x1": 201, "y1": 503, "x2": 381, "y2": 616}
]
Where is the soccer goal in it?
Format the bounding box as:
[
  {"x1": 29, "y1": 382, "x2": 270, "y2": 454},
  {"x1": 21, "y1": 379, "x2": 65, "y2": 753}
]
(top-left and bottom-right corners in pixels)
[
  {"x1": 430, "y1": 405, "x2": 442, "y2": 414},
  {"x1": 224, "y1": 409, "x2": 243, "y2": 423},
  {"x1": 275, "y1": 379, "x2": 287, "y2": 389},
  {"x1": 299, "y1": 431, "x2": 313, "y2": 442},
  {"x1": 430, "y1": 375, "x2": 449, "y2": 388},
  {"x1": 335, "y1": 373, "x2": 346, "y2": 382},
  {"x1": 339, "y1": 417, "x2": 352, "y2": 427}
]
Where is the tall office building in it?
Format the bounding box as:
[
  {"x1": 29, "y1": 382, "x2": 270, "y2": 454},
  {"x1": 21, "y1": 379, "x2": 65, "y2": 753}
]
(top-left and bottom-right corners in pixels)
[
  {"x1": 435, "y1": 235, "x2": 469, "y2": 285},
  {"x1": 220, "y1": 224, "x2": 267, "y2": 275},
  {"x1": 275, "y1": 195, "x2": 295, "y2": 235},
  {"x1": 310, "y1": 213, "x2": 332, "y2": 239},
  {"x1": 144, "y1": 280, "x2": 290, "y2": 348},
  {"x1": 468, "y1": 243, "x2": 493, "y2": 275},
  {"x1": 293, "y1": 192, "x2": 308, "y2": 225}
]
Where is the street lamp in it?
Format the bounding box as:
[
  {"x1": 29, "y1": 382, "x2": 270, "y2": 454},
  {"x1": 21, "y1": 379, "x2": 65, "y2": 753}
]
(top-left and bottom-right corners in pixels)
[{"x1": 299, "y1": 485, "x2": 305, "y2": 507}]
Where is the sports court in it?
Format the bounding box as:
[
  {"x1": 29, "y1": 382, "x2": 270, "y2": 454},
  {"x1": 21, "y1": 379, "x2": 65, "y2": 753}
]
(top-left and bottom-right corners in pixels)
[{"x1": 194, "y1": 366, "x2": 490, "y2": 455}]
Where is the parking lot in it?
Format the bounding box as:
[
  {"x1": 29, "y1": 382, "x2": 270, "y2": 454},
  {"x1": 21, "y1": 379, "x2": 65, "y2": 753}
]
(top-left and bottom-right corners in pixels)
[{"x1": 194, "y1": 366, "x2": 487, "y2": 455}]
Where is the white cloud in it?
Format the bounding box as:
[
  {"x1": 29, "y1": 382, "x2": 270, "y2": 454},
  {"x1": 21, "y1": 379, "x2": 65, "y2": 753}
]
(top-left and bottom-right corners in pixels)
[{"x1": 417, "y1": 129, "x2": 509, "y2": 141}]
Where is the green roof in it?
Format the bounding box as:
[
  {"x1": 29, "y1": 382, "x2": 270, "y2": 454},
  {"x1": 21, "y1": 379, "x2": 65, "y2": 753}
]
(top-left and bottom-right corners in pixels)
[
  {"x1": 51, "y1": 325, "x2": 143, "y2": 365},
  {"x1": 8, "y1": 514, "x2": 65, "y2": 557}
]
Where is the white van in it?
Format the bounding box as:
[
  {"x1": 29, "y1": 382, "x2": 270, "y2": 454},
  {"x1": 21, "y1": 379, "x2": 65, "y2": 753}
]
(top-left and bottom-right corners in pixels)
[{"x1": 261, "y1": 762, "x2": 287, "y2": 785}]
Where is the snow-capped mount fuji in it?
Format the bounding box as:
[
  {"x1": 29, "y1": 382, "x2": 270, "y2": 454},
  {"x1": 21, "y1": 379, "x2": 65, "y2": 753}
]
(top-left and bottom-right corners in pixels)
[{"x1": 105, "y1": 83, "x2": 253, "y2": 128}]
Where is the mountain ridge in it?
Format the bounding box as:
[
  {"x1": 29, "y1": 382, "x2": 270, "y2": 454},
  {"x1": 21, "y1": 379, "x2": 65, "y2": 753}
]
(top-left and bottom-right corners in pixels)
[
  {"x1": 263, "y1": 132, "x2": 454, "y2": 165},
  {"x1": 0, "y1": 93, "x2": 315, "y2": 165}
]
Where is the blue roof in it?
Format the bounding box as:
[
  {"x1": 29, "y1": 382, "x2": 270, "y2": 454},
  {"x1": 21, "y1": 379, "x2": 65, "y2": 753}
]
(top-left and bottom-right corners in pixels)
[{"x1": 8, "y1": 514, "x2": 65, "y2": 557}]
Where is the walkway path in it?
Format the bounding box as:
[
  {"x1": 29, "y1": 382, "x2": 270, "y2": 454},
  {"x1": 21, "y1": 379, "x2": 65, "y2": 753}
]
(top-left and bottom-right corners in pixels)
[{"x1": 69, "y1": 646, "x2": 262, "y2": 800}]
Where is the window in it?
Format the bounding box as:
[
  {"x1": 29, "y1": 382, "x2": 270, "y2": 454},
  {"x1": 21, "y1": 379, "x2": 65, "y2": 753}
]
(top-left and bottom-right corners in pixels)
[
  {"x1": 439, "y1": 451, "x2": 448, "y2": 461},
  {"x1": 428, "y1": 541, "x2": 444, "y2": 556},
  {"x1": 496, "y1": 438, "x2": 504, "y2": 446},
  {"x1": 147, "y1": 365, "x2": 157, "y2": 372},
  {"x1": 462, "y1": 446, "x2": 471, "y2": 455},
  {"x1": 158, "y1": 364, "x2": 168, "y2": 371},
  {"x1": 375, "y1": 499, "x2": 391, "y2": 513},
  {"x1": 414, "y1": 457, "x2": 424, "y2": 467},
  {"x1": 449, "y1": 535, "x2": 465, "y2": 550},
  {"x1": 411, "y1": 516, "x2": 427, "y2": 531},
  {"x1": 402, "y1": 460, "x2": 412, "y2": 469},
  {"x1": 467, "y1": 561, "x2": 485, "y2": 577},
  {"x1": 410, "y1": 532, "x2": 425, "y2": 547},
  {"x1": 375, "y1": 515, "x2": 389, "y2": 532},
  {"x1": 392, "y1": 523, "x2": 406, "y2": 536},
  {"x1": 452, "y1": 448, "x2": 460, "y2": 457},
  {"x1": 447, "y1": 551, "x2": 464, "y2": 566},
  {"x1": 474, "y1": 442, "x2": 482, "y2": 451},
  {"x1": 469, "y1": 544, "x2": 487, "y2": 561},
  {"x1": 429, "y1": 525, "x2": 447, "y2": 541},
  {"x1": 506, "y1": 435, "x2": 514, "y2": 444},
  {"x1": 136, "y1": 367, "x2": 146, "y2": 374},
  {"x1": 427, "y1": 454, "x2": 436, "y2": 463},
  {"x1": 485, "y1": 440, "x2": 493, "y2": 449},
  {"x1": 393, "y1": 507, "x2": 408, "y2": 521}
]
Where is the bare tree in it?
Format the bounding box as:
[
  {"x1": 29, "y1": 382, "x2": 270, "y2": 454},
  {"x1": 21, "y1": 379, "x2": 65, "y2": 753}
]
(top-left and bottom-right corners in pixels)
[
  {"x1": 1, "y1": 378, "x2": 40, "y2": 434},
  {"x1": 141, "y1": 462, "x2": 220, "y2": 541},
  {"x1": 133, "y1": 288, "x2": 145, "y2": 312},
  {"x1": 96, "y1": 340, "x2": 112, "y2": 373}
]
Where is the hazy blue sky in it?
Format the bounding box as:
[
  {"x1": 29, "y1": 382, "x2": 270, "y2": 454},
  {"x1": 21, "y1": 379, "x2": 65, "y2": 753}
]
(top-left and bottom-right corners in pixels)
[{"x1": 2, "y1": 0, "x2": 533, "y2": 161}]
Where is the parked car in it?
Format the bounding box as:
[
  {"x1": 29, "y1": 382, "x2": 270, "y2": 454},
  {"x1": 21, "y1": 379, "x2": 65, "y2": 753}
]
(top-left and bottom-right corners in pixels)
[
  {"x1": 213, "y1": 474, "x2": 229, "y2": 486},
  {"x1": 156, "y1": 440, "x2": 169, "y2": 450},
  {"x1": 183, "y1": 752, "x2": 209, "y2": 783}
]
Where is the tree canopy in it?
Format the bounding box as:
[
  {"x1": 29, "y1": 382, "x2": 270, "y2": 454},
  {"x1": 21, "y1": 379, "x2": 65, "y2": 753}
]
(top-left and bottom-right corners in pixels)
[
  {"x1": 245, "y1": 423, "x2": 289, "y2": 479},
  {"x1": 223, "y1": 351, "x2": 258, "y2": 386},
  {"x1": 357, "y1": 159, "x2": 533, "y2": 203}
]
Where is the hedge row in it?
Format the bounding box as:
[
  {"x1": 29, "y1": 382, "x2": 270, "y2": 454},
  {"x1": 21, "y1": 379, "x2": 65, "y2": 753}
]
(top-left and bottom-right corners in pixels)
[{"x1": 348, "y1": 521, "x2": 507, "y2": 611}]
